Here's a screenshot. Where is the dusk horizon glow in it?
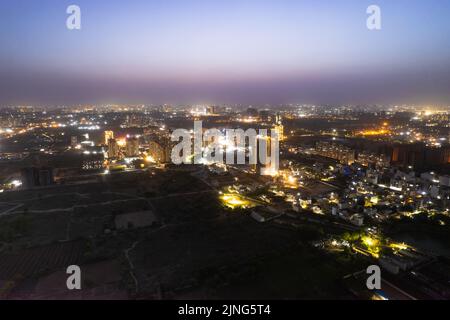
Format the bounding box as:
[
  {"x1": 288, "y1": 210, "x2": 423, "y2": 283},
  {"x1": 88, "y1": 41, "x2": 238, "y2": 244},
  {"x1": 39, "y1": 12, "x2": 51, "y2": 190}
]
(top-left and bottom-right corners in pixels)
[{"x1": 1, "y1": 0, "x2": 450, "y2": 106}]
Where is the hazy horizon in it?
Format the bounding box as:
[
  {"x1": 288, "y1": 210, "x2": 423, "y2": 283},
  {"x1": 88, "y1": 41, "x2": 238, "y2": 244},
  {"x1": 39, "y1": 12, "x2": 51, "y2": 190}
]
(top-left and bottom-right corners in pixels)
[{"x1": 1, "y1": 0, "x2": 450, "y2": 106}]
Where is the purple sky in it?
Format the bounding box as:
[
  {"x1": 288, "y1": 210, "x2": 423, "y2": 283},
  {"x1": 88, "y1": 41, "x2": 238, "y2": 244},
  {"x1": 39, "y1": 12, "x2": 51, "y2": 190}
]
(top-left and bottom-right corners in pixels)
[{"x1": 1, "y1": 0, "x2": 450, "y2": 106}]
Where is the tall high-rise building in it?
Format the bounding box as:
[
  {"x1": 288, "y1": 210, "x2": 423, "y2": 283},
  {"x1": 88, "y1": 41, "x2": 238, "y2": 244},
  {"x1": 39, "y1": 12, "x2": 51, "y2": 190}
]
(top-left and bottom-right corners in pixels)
[
  {"x1": 147, "y1": 141, "x2": 169, "y2": 163},
  {"x1": 315, "y1": 141, "x2": 355, "y2": 165},
  {"x1": 273, "y1": 124, "x2": 284, "y2": 142},
  {"x1": 273, "y1": 113, "x2": 285, "y2": 141},
  {"x1": 257, "y1": 134, "x2": 279, "y2": 176},
  {"x1": 104, "y1": 130, "x2": 114, "y2": 145},
  {"x1": 391, "y1": 143, "x2": 450, "y2": 168},
  {"x1": 126, "y1": 137, "x2": 140, "y2": 157},
  {"x1": 107, "y1": 139, "x2": 120, "y2": 159}
]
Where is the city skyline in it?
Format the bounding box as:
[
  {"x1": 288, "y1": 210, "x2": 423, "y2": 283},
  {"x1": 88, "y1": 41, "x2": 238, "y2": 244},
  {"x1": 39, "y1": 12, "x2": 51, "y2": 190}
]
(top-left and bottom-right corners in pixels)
[
  {"x1": 0, "y1": 103, "x2": 449, "y2": 301},
  {"x1": 1, "y1": 0, "x2": 450, "y2": 106}
]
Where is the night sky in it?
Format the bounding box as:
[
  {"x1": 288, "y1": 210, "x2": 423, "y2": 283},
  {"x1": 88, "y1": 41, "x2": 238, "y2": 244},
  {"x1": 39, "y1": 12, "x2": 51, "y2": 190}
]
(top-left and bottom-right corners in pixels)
[{"x1": 1, "y1": 0, "x2": 450, "y2": 106}]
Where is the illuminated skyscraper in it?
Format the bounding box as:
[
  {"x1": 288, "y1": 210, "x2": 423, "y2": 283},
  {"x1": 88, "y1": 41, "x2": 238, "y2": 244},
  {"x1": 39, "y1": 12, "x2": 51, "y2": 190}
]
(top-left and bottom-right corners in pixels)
[
  {"x1": 107, "y1": 139, "x2": 120, "y2": 159},
  {"x1": 147, "y1": 141, "x2": 171, "y2": 163},
  {"x1": 104, "y1": 130, "x2": 114, "y2": 145},
  {"x1": 273, "y1": 114, "x2": 285, "y2": 142},
  {"x1": 257, "y1": 132, "x2": 279, "y2": 176}
]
